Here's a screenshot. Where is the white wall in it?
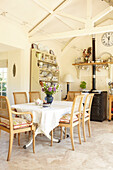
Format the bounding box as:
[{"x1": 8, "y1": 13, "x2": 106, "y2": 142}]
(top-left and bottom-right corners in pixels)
[
  {"x1": 0, "y1": 48, "x2": 30, "y2": 104},
  {"x1": 0, "y1": 19, "x2": 30, "y2": 104}
]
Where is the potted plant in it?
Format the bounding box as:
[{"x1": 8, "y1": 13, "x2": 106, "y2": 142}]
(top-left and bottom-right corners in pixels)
[{"x1": 80, "y1": 81, "x2": 86, "y2": 91}]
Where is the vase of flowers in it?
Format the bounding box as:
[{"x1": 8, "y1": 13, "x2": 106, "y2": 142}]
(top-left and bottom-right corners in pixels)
[
  {"x1": 45, "y1": 94, "x2": 53, "y2": 104},
  {"x1": 42, "y1": 83, "x2": 59, "y2": 104}
]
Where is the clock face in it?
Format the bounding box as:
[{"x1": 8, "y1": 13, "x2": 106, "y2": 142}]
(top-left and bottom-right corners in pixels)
[{"x1": 101, "y1": 32, "x2": 113, "y2": 47}]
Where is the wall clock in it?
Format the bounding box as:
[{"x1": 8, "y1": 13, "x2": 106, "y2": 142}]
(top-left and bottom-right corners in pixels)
[{"x1": 101, "y1": 32, "x2": 113, "y2": 47}]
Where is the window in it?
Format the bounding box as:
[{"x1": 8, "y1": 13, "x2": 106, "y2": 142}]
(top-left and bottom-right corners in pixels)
[{"x1": 0, "y1": 68, "x2": 7, "y2": 96}]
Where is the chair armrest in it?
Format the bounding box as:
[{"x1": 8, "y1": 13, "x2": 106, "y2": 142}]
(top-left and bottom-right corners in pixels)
[{"x1": 11, "y1": 110, "x2": 33, "y2": 123}]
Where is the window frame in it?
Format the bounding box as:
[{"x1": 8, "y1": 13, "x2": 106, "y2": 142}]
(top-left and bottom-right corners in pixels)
[{"x1": 0, "y1": 68, "x2": 7, "y2": 96}]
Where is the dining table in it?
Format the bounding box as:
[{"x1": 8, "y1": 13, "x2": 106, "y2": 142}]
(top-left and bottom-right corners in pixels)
[{"x1": 11, "y1": 101, "x2": 73, "y2": 149}]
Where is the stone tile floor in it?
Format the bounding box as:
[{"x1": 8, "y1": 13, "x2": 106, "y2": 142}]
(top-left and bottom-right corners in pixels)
[{"x1": 0, "y1": 121, "x2": 113, "y2": 170}]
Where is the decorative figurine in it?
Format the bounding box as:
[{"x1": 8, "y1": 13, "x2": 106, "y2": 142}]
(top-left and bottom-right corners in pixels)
[{"x1": 83, "y1": 47, "x2": 92, "y2": 63}]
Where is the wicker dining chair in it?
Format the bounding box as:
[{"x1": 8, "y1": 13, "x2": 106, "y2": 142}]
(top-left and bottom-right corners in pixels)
[
  {"x1": 66, "y1": 91, "x2": 82, "y2": 101},
  {"x1": 81, "y1": 93, "x2": 94, "y2": 142},
  {"x1": 51, "y1": 95, "x2": 84, "y2": 150},
  {"x1": 0, "y1": 96, "x2": 35, "y2": 161},
  {"x1": 13, "y1": 92, "x2": 29, "y2": 137},
  {"x1": 29, "y1": 91, "x2": 41, "y2": 102},
  {"x1": 13, "y1": 92, "x2": 28, "y2": 104}
]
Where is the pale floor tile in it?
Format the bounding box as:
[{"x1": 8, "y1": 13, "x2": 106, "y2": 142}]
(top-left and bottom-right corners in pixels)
[{"x1": 0, "y1": 121, "x2": 113, "y2": 170}]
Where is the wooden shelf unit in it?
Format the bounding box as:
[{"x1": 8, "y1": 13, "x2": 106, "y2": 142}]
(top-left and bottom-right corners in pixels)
[
  {"x1": 72, "y1": 61, "x2": 113, "y2": 79},
  {"x1": 38, "y1": 60, "x2": 57, "y2": 66},
  {"x1": 30, "y1": 48, "x2": 59, "y2": 92},
  {"x1": 72, "y1": 61, "x2": 113, "y2": 66}
]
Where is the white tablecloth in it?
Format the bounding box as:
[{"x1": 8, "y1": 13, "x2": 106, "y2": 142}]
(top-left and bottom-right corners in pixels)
[{"x1": 11, "y1": 101, "x2": 73, "y2": 136}]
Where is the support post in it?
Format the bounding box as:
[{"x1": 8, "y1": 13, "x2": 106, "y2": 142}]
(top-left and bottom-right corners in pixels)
[{"x1": 92, "y1": 35, "x2": 96, "y2": 90}]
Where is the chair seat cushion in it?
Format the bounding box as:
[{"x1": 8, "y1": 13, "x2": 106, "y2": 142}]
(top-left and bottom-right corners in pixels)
[
  {"x1": 59, "y1": 113, "x2": 78, "y2": 124},
  {"x1": 0, "y1": 117, "x2": 32, "y2": 129}
]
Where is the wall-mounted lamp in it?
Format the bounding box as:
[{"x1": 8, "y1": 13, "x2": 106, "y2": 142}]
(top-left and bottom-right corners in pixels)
[{"x1": 63, "y1": 73, "x2": 75, "y2": 99}]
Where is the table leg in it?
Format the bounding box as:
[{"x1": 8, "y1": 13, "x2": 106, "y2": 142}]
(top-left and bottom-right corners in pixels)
[{"x1": 23, "y1": 128, "x2": 60, "y2": 149}]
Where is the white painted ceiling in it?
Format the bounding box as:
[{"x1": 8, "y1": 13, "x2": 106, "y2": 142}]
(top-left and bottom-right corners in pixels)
[{"x1": 0, "y1": 0, "x2": 113, "y2": 50}]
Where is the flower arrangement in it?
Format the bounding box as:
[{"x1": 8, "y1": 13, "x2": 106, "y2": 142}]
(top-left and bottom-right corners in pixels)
[
  {"x1": 42, "y1": 83, "x2": 59, "y2": 96},
  {"x1": 108, "y1": 82, "x2": 113, "y2": 88},
  {"x1": 108, "y1": 81, "x2": 113, "y2": 95}
]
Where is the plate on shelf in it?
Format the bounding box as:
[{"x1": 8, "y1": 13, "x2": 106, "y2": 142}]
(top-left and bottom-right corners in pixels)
[
  {"x1": 43, "y1": 46, "x2": 49, "y2": 53},
  {"x1": 49, "y1": 50, "x2": 54, "y2": 55},
  {"x1": 37, "y1": 43, "x2": 44, "y2": 51},
  {"x1": 98, "y1": 52, "x2": 112, "y2": 62}
]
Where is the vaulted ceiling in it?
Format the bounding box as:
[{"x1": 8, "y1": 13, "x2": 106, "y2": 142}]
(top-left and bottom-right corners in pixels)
[{"x1": 0, "y1": 0, "x2": 113, "y2": 47}]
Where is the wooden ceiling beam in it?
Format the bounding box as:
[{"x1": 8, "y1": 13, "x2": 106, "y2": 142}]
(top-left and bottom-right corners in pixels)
[
  {"x1": 56, "y1": 12, "x2": 86, "y2": 23},
  {"x1": 54, "y1": 0, "x2": 72, "y2": 11},
  {"x1": 92, "y1": 6, "x2": 113, "y2": 23},
  {"x1": 29, "y1": 0, "x2": 70, "y2": 35},
  {"x1": 30, "y1": 24, "x2": 113, "y2": 41}
]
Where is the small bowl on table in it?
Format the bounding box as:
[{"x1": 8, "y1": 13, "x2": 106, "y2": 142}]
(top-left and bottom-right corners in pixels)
[{"x1": 43, "y1": 103, "x2": 51, "y2": 107}]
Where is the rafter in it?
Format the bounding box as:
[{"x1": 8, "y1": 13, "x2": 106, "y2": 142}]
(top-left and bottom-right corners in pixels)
[
  {"x1": 29, "y1": 0, "x2": 71, "y2": 35},
  {"x1": 95, "y1": 18, "x2": 113, "y2": 26},
  {"x1": 56, "y1": 12, "x2": 86, "y2": 23},
  {"x1": 92, "y1": 6, "x2": 113, "y2": 23},
  {"x1": 30, "y1": 24, "x2": 113, "y2": 42},
  {"x1": 55, "y1": 0, "x2": 72, "y2": 11},
  {"x1": 29, "y1": 13, "x2": 54, "y2": 36}
]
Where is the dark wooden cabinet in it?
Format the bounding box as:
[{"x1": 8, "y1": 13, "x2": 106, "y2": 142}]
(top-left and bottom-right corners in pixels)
[{"x1": 90, "y1": 91, "x2": 107, "y2": 122}]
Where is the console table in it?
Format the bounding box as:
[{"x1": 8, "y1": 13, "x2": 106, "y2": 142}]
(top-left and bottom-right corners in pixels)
[{"x1": 108, "y1": 95, "x2": 113, "y2": 121}]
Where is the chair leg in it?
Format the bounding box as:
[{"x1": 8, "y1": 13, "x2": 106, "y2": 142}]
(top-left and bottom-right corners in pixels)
[
  {"x1": 33, "y1": 130, "x2": 35, "y2": 153},
  {"x1": 14, "y1": 134, "x2": 16, "y2": 138},
  {"x1": 70, "y1": 127, "x2": 74, "y2": 151},
  {"x1": 18, "y1": 133, "x2": 20, "y2": 146},
  {"x1": 64, "y1": 127, "x2": 67, "y2": 139},
  {"x1": 51, "y1": 130, "x2": 53, "y2": 146},
  {"x1": 88, "y1": 120, "x2": 91, "y2": 137},
  {"x1": 29, "y1": 131, "x2": 31, "y2": 138},
  {"x1": 77, "y1": 124, "x2": 81, "y2": 144},
  {"x1": 60, "y1": 127, "x2": 63, "y2": 140},
  {"x1": 82, "y1": 121, "x2": 86, "y2": 142},
  {"x1": 7, "y1": 132, "x2": 14, "y2": 161}
]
